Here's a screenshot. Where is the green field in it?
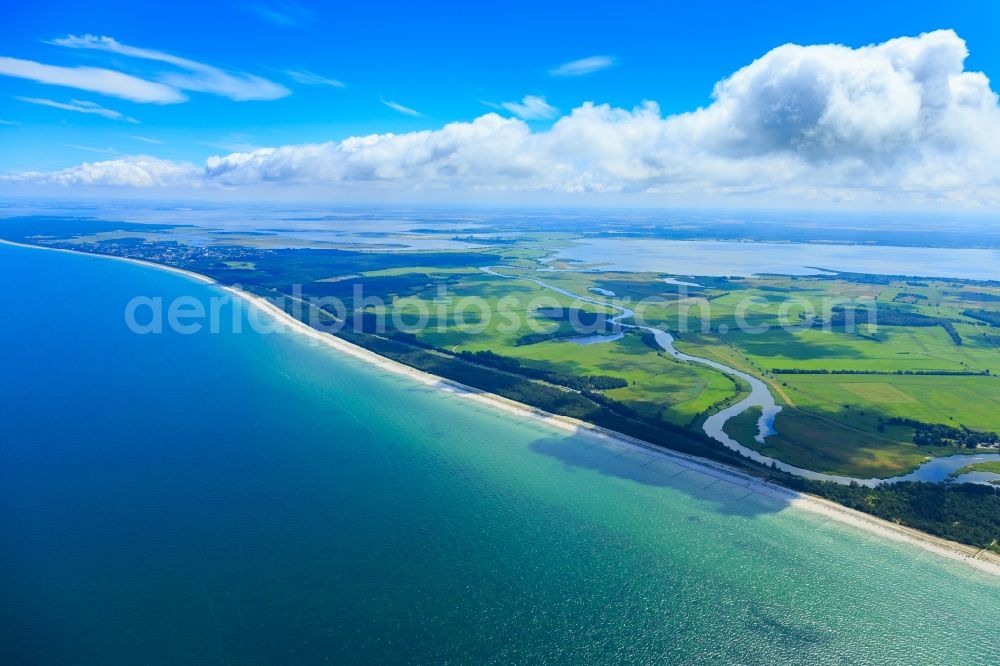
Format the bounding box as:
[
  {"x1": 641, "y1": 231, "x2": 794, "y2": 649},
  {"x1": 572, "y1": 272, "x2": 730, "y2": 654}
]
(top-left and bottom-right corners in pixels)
[
  {"x1": 508, "y1": 333, "x2": 746, "y2": 427},
  {"x1": 377, "y1": 273, "x2": 746, "y2": 428},
  {"x1": 721, "y1": 404, "x2": 941, "y2": 478},
  {"x1": 779, "y1": 374, "x2": 1000, "y2": 432},
  {"x1": 726, "y1": 324, "x2": 998, "y2": 373},
  {"x1": 753, "y1": 409, "x2": 937, "y2": 478},
  {"x1": 722, "y1": 406, "x2": 762, "y2": 445},
  {"x1": 952, "y1": 461, "x2": 1000, "y2": 477}
]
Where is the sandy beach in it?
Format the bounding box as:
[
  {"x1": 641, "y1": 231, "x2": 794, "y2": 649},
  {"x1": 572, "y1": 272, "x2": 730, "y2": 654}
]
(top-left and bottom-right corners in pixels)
[{"x1": 4, "y1": 237, "x2": 999, "y2": 576}]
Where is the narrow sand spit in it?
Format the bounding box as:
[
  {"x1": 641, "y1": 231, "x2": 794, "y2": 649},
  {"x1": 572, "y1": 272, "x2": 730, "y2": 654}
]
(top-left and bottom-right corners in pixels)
[{"x1": 4, "y1": 238, "x2": 998, "y2": 577}]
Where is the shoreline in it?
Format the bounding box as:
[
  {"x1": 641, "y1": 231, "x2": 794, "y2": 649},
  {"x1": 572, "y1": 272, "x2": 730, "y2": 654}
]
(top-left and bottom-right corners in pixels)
[{"x1": 3, "y1": 238, "x2": 999, "y2": 577}]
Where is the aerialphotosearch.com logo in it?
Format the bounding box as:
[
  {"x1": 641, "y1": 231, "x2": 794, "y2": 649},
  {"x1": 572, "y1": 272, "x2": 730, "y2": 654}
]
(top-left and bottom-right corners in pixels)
[{"x1": 124, "y1": 283, "x2": 879, "y2": 340}]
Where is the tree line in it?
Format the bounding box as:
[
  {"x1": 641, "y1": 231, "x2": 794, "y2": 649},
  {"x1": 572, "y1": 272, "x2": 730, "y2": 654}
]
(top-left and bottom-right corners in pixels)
[{"x1": 884, "y1": 417, "x2": 1000, "y2": 449}]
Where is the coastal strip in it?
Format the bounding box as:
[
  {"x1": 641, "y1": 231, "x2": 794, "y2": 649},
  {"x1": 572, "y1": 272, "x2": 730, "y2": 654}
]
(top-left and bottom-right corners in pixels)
[{"x1": 3, "y1": 238, "x2": 999, "y2": 577}]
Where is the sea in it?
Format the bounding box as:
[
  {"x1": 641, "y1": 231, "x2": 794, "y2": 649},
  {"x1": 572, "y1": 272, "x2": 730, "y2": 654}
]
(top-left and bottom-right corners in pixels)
[{"x1": 1, "y1": 241, "x2": 998, "y2": 664}]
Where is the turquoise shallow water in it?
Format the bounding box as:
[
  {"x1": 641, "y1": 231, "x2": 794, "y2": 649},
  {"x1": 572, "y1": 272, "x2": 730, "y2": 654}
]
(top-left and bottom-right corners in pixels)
[{"x1": 1, "y1": 242, "x2": 998, "y2": 665}]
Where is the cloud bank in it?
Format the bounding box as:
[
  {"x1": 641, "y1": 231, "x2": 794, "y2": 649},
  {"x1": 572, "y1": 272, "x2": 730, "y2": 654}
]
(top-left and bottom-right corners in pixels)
[
  {"x1": 8, "y1": 30, "x2": 1000, "y2": 206},
  {"x1": 9, "y1": 156, "x2": 200, "y2": 188}
]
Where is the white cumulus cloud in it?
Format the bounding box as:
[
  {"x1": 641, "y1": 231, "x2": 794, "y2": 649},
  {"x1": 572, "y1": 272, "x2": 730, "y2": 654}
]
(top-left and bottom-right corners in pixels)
[
  {"x1": 8, "y1": 30, "x2": 1000, "y2": 206},
  {"x1": 202, "y1": 113, "x2": 544, "y2": 186},
  {"x1": 1, "y1": 156, "x2": 200, "y2": 188}
]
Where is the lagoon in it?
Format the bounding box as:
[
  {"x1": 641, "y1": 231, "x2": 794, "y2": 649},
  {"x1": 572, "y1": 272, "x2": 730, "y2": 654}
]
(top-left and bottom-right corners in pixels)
[{"x1": 554, "y1": 238, "x2": 1000, "y2": 279}]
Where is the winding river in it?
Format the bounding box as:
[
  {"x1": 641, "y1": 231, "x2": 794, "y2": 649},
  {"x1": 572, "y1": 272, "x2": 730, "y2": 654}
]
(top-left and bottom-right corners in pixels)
[{"x1": 481, "y1": 267, "x2": 1000, "y2": 486}]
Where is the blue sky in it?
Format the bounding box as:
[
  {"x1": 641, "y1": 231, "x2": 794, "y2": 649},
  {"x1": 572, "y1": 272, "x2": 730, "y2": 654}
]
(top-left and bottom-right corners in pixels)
[{"x1": 2, "y1": 1, "x2": 1000, "y2": 207}]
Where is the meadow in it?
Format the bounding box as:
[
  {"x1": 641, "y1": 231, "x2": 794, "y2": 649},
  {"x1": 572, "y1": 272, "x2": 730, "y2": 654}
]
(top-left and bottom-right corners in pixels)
[{"x1": 370, "y1": 270, "x2": 745, "y2": 428}]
